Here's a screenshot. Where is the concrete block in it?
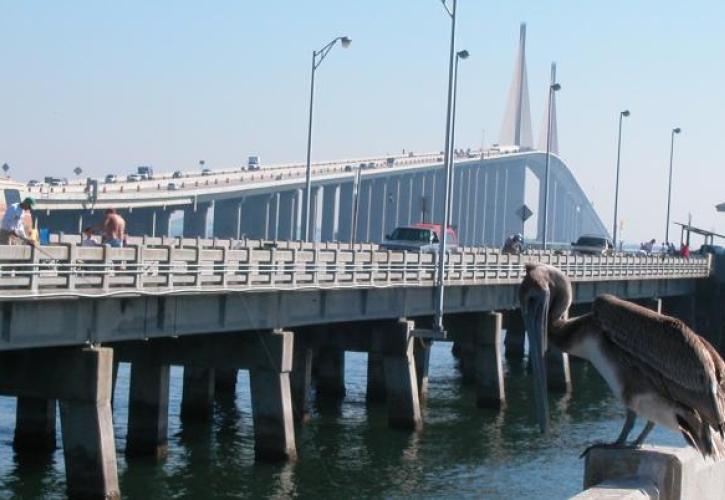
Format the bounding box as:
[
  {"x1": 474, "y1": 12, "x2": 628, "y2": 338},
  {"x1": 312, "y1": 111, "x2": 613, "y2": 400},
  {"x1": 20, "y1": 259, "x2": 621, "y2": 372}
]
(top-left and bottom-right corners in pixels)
[
  {"x1": 382, "y1": 319, "x2": 422, "y2": 430},
  {"x1": 58, "y1": 347, "x2": 119, "y2": 500},
  {"x1": 180, "y1": 367, "x2": 215, "y2": 421},
  {"x1": 413, "y1": 338, "x2": 431, "y2": 400},
  {"x1": 290, "y1": 341, "x2": 312, "y2": 422},
  {"x1": 474, "y1": 312, "x2": 505, "y2": 409},
  {"x1": 126, "y1": 360, "x2": 170, "y2": 458},
  {"x1": 214, "y1": 368, "x2": 238, "y2": 397},
  {"x1": 580, "y1": 446, "x2": 725, "y2": 500},
  {"x1": 13, "y1": 397, "x2": 57, "y2": 452},
  {"x1": 315, "y1": 347, "x2": 346, "y2": 400}
]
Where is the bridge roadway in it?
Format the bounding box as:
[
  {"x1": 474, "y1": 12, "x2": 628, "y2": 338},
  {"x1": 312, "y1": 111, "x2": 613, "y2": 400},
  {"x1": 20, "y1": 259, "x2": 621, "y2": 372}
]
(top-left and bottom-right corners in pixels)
[
  {"x1": 28, "y1": 148, "x2": 609, "y2": 248},
  {"x1": 0, "y1": 238, "x2": 712, "y2": 498}
]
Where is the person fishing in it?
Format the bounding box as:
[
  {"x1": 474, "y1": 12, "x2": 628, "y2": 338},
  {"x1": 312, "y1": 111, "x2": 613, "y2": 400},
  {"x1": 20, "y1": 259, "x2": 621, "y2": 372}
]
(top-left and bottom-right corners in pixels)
[{"x1": 0, "y1": 197, "x2": 36, "y2": 245}]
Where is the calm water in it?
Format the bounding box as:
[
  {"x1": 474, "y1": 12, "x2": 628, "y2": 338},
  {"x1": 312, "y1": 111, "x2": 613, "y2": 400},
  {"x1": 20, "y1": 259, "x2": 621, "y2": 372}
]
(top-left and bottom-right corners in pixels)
[{"x1": 0, "y1": 343, "x2": 684, "y2": 499}]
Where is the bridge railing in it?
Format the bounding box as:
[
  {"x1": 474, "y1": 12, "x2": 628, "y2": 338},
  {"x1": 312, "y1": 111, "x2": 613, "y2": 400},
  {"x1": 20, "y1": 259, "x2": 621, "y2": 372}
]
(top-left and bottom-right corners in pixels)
[{"x1": 0, "y1": 242, "x2": 710, "y2": 297}]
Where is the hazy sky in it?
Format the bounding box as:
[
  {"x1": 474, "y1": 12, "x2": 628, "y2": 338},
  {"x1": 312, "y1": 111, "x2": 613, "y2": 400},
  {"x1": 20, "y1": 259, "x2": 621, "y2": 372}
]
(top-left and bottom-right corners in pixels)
[{"x1": 1, "y1": 1, "x2": 723, "y2": 243}]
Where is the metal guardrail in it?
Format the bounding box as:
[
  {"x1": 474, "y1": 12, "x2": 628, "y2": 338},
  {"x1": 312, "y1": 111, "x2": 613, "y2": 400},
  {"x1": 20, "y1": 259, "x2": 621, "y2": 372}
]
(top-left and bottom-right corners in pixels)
[{"x1": 0, "y1": 240, "x2": 711, "y2": 298}]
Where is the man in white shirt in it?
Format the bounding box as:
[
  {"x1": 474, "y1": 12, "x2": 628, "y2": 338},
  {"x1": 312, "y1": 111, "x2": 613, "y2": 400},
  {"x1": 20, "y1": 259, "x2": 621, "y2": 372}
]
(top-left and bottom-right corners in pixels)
[{"x1": 0, "y1": 197, "x2": 35, "y2": 245}]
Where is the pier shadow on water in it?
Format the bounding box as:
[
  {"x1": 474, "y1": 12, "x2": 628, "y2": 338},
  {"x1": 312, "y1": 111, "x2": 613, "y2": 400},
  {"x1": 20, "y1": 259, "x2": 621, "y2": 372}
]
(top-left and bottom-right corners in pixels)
[{"x1": 0, "y1": 345, "x2": 687, "y2": 499}]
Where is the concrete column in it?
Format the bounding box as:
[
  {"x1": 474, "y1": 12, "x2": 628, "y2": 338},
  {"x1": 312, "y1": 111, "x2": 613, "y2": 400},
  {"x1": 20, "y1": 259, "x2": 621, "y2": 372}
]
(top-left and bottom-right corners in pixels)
[
  {"x1": 474, "y1": 312, "x2": 505, "y2": 408},
  {"x1": 214, "y1": 368, "x2": 238, "y2": 398},
  {"x1": 241, "y1": 194, "x2": 271, "y2": 239},
  {"x1": 180, "y1": 367, "x2": 215, "y2": 421},
  {"x1": 213, "y1": 198, "x2": 242, "y2": 239},
  {"x1": 277, "y1": 190, "x2": 297, "y2": 241},
  {"x1": 126, "y1": 359, "x2": 170, "y2": 458},
  {"x1": 321, "y1": 184, "x2": 340, "y2": 242},
  {"x1": 124, "y1": 207, "x2": 156, "y2": 237},
  {"x1": 450, "y1": 318, "x2": 475, "y2": 384},
  {"x1": 413, "y1": 339, "x2": 431, "y2": 400},
  {"x1": 13, "y1": 397, "x2": 57, "y2": 452},
  {"x1": 58, "y1": 347, "x2": 119, "y2": 500},
  {"x1": 248, "y1": 330, "x2": 297, "y2": 462},
  {"x1": 290, "y1": 339, "x2": 312, "y2": 422},
  {"x1": 315, "y1": 347, "x2": 345, "y2": 400},
  {"x1": 366, "y1": 352, "x2": 386, "y2": 403},
  {"x1": 337, "y1": 182, "x2": 354, "y2": 243},
  {"x1": 542, "y1": 304, "x2": 572, "y2": 393},
  {"x1": 504, "y1": 310, "x2": 526, "y2": 359},
  {"x1": 183, "y1": 202, "x2": 210, "y2": 238},
  {"x1": 382, "y1": 319, "x2": 422, "y2": 430},
  {"x1": 155, "y1": 209, "x2": 171, "y2": 237},
  {"x1": 369, "y1": 178, "x2": 387, "y2": 243},
  {"x1": 546, "y1": 347, "x2": 572, "y2": 392}
]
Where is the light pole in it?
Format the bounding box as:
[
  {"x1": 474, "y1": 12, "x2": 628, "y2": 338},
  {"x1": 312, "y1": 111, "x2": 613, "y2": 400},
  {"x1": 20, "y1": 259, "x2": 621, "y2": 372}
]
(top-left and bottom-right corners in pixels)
[
  {"x1": 665, "y1": 127, "x2": 681, "y2": 244},
  {"x1": 541, "y1": 82, "x2": 561, "y2": 250},
  {"x1": 303, "y1": 35, "x2": 351, "y2": 242},
  {"x1": 612, "y1": 110, "x2": 630, "y2": 250},
  {"x1": 433, "y1": 0, "x2": 457, "y2": 337},
  {"x1": 446, "y1": 48, "x2": 469, "y2": 225}
]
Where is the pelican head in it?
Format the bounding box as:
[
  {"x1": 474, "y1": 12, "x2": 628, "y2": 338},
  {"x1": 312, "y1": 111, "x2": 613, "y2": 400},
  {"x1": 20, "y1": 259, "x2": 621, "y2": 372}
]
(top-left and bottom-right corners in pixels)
[{"x1": 519, "y1": 263, "x2": 572, "y2": 433}]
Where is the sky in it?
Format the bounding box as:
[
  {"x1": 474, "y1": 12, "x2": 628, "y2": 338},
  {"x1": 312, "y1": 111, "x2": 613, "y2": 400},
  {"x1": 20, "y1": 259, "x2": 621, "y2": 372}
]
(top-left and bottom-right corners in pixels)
[{"x1": 1, "y1": 0, "x2": 724, "y2": 243}]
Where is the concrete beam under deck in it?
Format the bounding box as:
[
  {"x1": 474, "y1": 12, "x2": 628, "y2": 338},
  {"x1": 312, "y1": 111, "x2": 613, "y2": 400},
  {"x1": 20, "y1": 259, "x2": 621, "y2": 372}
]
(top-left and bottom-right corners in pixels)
[{"x1": 1, "y1": 278, "x2": 701, "y2": 350}]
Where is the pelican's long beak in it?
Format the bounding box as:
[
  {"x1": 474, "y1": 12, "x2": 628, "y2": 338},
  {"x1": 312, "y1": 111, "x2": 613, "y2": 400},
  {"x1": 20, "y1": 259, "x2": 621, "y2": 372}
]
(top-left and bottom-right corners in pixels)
[{"x1": 523, "y1": 291, "x2": 550, "y2": 433}]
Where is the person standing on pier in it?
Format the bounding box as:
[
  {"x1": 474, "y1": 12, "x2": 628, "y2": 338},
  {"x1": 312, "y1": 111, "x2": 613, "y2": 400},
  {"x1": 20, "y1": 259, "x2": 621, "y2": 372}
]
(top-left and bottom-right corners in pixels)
[
  {"x1": 100, "y1": 208, "x2": 126, "y2": 247},
  {"x1": 0, "y1": 197, "x2": 35, "y2": 245}
]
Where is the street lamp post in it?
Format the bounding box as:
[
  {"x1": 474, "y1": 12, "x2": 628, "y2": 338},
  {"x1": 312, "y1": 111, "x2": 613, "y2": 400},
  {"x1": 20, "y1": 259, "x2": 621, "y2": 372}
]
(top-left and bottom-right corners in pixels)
[
  {"x1": 303, "y1": 36, "x2": 351, "y2": 242},
  {"x1": 665, "y1": 127, "x2": 681, "y2": 245},
  {"x1": 433, "y1": 0, "x2": 458, "y2": 337},
  {"x1": 541, "y1": 82, "x2": 561, "y2": 250},
  {"x1": 446, "y1": 48, "x2": 469, "y2": 225},
  {"x1": 612, "y1": 110, "x2": 630, "y2": 250}
]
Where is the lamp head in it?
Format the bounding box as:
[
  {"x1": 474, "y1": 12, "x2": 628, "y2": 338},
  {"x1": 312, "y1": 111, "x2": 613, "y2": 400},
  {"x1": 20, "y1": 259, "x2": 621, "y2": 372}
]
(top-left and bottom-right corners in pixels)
[
  {"x1": 550, "y1": 83, "x2": 561, "y2": 92},
  {"x1": 673, "y1": 127, "x2": 681, "y2": 134},
  {"x1": 340, "y1": 36, "x2": 352, "y2": 48},
  {"x1": 457, "y1": 49, "x2": 470, "y2": 59},
  {"x1": 621, "y1": 110, "x2": 630, "y2": 117}
]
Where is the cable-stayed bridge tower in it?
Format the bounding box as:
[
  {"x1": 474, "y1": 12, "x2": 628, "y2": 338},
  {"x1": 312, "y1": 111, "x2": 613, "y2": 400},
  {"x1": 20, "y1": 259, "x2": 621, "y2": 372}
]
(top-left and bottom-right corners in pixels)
[{"x1": 499, "y1": 23, "x2": 533, "y2": 149}]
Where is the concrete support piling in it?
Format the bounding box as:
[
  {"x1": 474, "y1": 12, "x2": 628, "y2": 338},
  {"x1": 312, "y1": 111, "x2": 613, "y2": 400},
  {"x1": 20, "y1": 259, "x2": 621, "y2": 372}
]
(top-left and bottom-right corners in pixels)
[
  {"x1": 503, "y1": 310, "x2": 526, "y2": 360},
  {"x1": 214, "y1": 368, "x2": 238, "y2": 398},
  {"x1": 366, "y1": 352, "x2": 387, "y2": 403},
  {"x1": 180, "y1": 367, "x2": 215, "y2": 421},
  {"x1": 58, "y1": 347, "x2": 119, "y2": 500},
  {"x1": 474, "y1": 312, "x2": 506, "y2": 409},
  {"x1": 126, "y1": 359, "x2": 171, "y2": 458},
  {"x1": 13, "y1": 397, "x2": 57, "y2": 452},
  {"x1": 290, "y1": 339, "x2": 313, "y2": 422},
  {"x1": 315, "y1": 347, "x2": 346, "y2": 400},
  {"x1": 546, "y1": 347, "x2": 572, "y2": 392},
  {"x1": 381, "y1": 319, "x2": 422, "y2": 430},
  {"x1": 413, "y1": 339, "x2": 431, "y2": 400},
  {"x1": 248, "y1": 330, "x2": 297, "y2": 462}
]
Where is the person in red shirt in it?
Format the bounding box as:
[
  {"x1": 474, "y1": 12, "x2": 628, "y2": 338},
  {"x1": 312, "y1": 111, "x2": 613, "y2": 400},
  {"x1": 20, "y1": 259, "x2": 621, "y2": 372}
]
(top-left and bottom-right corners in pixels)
[{"x1": 680, "y1": 243, "x2": 690, "y2": 258}]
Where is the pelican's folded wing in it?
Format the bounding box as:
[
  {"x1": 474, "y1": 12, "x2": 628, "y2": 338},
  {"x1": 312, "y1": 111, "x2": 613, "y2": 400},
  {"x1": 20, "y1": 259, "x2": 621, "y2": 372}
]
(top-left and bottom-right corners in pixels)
[{"x1": 593, "y1": 294, "x2": 725, "y2": 428}]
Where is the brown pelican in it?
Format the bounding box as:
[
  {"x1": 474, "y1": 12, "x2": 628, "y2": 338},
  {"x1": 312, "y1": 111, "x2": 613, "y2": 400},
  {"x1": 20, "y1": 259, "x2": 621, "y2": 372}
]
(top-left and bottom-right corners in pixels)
[{"x1": 520, "y1": 262, "x2": 725, "y2": 459}]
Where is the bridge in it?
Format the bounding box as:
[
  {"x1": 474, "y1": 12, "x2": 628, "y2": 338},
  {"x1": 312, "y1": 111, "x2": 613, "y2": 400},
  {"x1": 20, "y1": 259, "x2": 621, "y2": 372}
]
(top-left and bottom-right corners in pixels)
[
  {"x1": 29, "y1": 149, "x2": 608, "y2": 248},
  {"x1": 0, "y1": 237, "x2": 717, "y2": 498}
]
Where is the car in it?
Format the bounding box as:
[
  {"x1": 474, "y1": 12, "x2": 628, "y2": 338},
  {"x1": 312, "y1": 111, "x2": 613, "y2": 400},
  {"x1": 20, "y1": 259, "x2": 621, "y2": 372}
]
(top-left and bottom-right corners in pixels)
[
  {"x1": 167, "y1": 182, "x2": 179, "y2": 191},
  {"x1": 126, "y1": 174, "x2": 142, "y2": 182},
  {"x1": 104, "y1": 174, "x2": 118, "y2": 184},
  {"x1": 344, "y1": 164, "x2": 354, "y2": 172},
  {"x1": 172, "y1": 171, "x2": 184, "y2": 179},
  {"x1": 27, "y1": 180, "x2": 43, "y2": 187},
  {"x1": 359, "y1": 162, "x2": 367, "y2": 170},
  {"x1": 380, "y1": 223, "x2": 458, "y2": 252},
  {"x1": 571, "y1": 235, "x2": 614, "y2": 255},
  {"x1": 366, "y1": 162, "x2": 376, "y2": 169},
  {"x1": 201, "y1": 168, "x2": 212, "y2": 176},
  {"x1": 137, "y1": 165, "x2": 154, "y2": 179}
]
